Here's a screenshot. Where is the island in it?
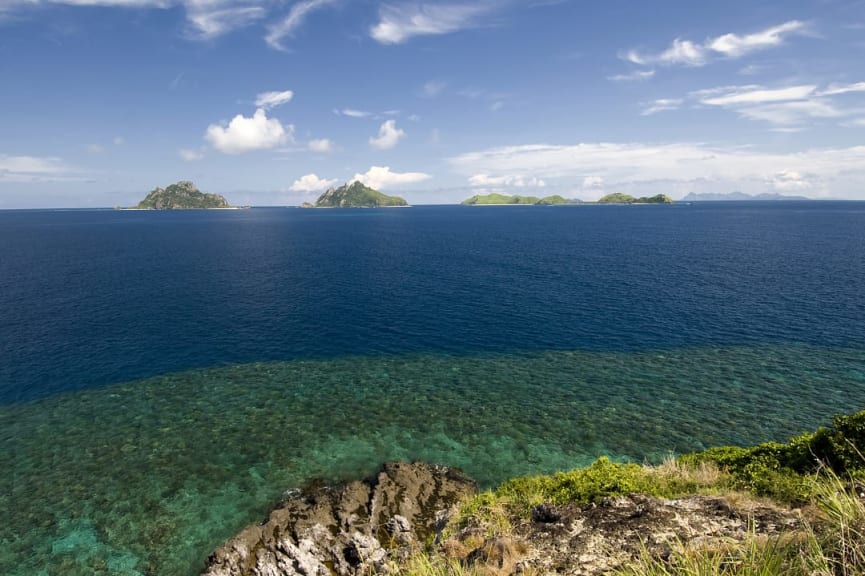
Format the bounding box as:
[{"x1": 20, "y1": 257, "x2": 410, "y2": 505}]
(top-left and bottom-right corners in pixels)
[
  {"x1": 461, "y1": 193, "x2": 573, "y2": 205},
  {"x1": 597, "y1": 193, "x2": 674, "y2": 204},
  {"x1": 132, "y1": 181, "x2": 234, "y2": 209},
  {"x1": 308, "y1": 181, "x2": 408, "y2": 208}
]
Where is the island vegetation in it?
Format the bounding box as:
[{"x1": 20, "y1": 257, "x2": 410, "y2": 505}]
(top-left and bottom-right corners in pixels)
[
  {"x1": 309, "y1": 181, "x2": 408, "y2": 208},
  {"x1": 462, "y1": 193, "x2": 572, "y2": 205},
  {"x1": 133, "y1": 181, "x2": 233, "y2": 209},
  {"x1": 597, "y1": 193, "x2": 675, "y2": 204}
]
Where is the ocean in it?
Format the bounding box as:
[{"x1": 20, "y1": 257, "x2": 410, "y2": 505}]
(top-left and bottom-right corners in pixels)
[{"x1": 1, "y1": 202, "x2": 864, "y2": 575}]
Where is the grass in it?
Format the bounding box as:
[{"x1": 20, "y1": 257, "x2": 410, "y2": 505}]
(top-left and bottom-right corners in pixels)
[{"x1": 423, "y1": 409, "x2": 865, "y2": 576}]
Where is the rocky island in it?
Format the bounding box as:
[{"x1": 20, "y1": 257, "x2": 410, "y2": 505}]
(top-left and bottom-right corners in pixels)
[
  {"x1": 132, "y1": 181, "x2": 233, "y2": 210},
  {"x1": 309, "y1": 181, "x2": 408, "y2": 208},
  {"x1": 462, "y1": 193, "x2": 572, "y2": 205},
  {"x1": 597, "y1": 193, "x2": 674, "y2": 204}
]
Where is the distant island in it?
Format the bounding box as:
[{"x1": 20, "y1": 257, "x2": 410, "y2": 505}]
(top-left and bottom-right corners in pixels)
[
  {"x1": 132, "y1": 181, "x2": 234, "y2": 209},
  {"x1": 682, "y1": 191, "x2": 810, "y2": 202},
  {"x1": 597, "y1": 193, "x2": 674, "y2": 204},
  {"x1": 462, "y1": 193, "x2": 572, "y2": 205},
  {"x1": 305, "y1": 181, "x2": 408, "y2": 208}
]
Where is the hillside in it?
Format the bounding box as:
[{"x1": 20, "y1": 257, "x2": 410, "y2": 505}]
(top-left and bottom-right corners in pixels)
[
  {"x1": 313, "y1": 181, "x2": 408, "y2": 207},
  {"x1": 135, "y1": 181, "x2": 231, "y2": 209}
]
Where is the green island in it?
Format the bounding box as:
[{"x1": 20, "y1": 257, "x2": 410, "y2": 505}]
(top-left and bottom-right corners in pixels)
[
  {"x1": 306, "y1": 181, "x2": 408, "y2": 208},
  {"x1": 130, "y1": 181, "x2": 235, "y2": 210},
  {"x1": 461, "y1": 193, "x2": 572, "y2": 205},
  {"x1": 597, "y1": 193, "x2": 675, "y2": 204}
]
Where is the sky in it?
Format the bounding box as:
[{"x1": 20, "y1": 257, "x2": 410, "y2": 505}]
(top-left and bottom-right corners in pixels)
[{"x1": 1, "y1": 0, "x2": 864, "y2": 207}]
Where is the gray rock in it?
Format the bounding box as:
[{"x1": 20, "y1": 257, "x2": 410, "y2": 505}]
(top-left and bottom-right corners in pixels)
[{"x1": 201, "y1": 462, "x2": 476, "y2": 576}]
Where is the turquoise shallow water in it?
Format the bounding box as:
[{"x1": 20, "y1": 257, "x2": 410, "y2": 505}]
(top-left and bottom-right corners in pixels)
[{"x1": 3, "y1": 344, "x2": 865, "y2": 575}]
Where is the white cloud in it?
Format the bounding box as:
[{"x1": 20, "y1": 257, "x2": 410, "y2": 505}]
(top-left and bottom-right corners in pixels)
[
  {"x1": 185, "y1": 4, "x2": 267, "y2": 39},
  {"x1": 205, "y1": 108, "x2": 292, "y2": 154},
  {"x1": 9, "y1": 1, "x2": 329, "y2": 43},
  {"x1": 334, "y1": 108, "x2": 371, "y2": 118},
  {"x1": 641, "y1": 98, "x2": 682, "y2": 116},
  {"x1": 708, "y1": 21, "x2": 807, "y2": 58},
  {"x1": 582, "y1": 176, "x2": 604, "y2": 188},
  {"x1": 290, "y1": 173, "x2": 337, "y2": 192},
  {"x1": 370, "y1": 2, "x2": 493, "y2": 44},
  {"x1": 350, "y1": 166, "x2": 431, "y2": 189},
  {"x1": 691, "y1": 83, "x2": 856, "y2": 126},
  {"x1": 820, "y1": 82, "x2": 865, "y2": 96},
  {"x1": 769, "y1": 170, "x2": 811, "y2": 191},
  {"x1": 255, "y1": 89, "x2": 294, "y2": 109},
  {"x1": 468, "y1": 174, "x2": 546, "y2": 188},
  {"x1": 179, "y1": 148, "x2": 204, "y2": 161},
  {"x1": 421, "y1": 80, "x2": 447, "y2": 98},
  {"x1": 266, "y1": 0, "x2": 338, "y2": 50},
  {"x1": 87, "y1": 144, "x2": 105, "y2": 154},
  {"x1": 308, "y1": 138, "x2": 333, "y2": 153},
  {"x1": 449, "y1": 142, "x2": 865, "y2": 199},
  {"x1": 607, "y1": 69, "x2": 655, "y2": 82},
  {"x1": 0, "y1": 154, "x2": 72, "y2": 182},
  {"x1": 113, "y1": 136, "x2": 124, "y2": 146},
  {"x1": 698, "y1": 85, "x2": 816, "y2": 106},
  {"x1": 369, "y1": 120, "x2": 406, "y2": 150},
  {"x1": 624, "y1": 20, "x2": 807, "y2": 68}
]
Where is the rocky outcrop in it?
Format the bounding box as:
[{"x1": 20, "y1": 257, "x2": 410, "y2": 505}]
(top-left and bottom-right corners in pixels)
[
  {"x1": 201, "y1": 462, "x2": 476, "y2": 576},
  {"x1": 203, "y1": 463, "x2": 802, "y2": 576},
  {"x1": 448, "y1": 494, "x2": 801, "y2": 576}
]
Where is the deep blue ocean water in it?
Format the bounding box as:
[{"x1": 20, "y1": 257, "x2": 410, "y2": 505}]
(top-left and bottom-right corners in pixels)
[{"x1": 1, "y1": 202, "x2": 864, "y2": 575}]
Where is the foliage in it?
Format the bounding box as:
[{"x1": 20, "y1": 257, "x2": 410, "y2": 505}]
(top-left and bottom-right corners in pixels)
[
  {"x1": 314, "y1": 181, "x2": 408, "y2": 207},
  {"x1": 682, "y1": 411, "x2": 865, "y2": 503}
]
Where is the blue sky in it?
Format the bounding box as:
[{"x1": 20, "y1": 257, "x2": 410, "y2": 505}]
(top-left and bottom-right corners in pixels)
[{"x1": 1, "y1": 0, "x2": 864, "y2": 207}]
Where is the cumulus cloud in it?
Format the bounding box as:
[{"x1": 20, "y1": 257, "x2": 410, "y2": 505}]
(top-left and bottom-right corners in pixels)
[
  {"x1": 255, "y1": 89, "x2": 294, "y2": 109},
  {"x1": 350, "y1": 166, "x2": 431, "y2": 189},
  {"x1": 290, "y1": 173, "x2": 337, "y2": 192},
  {"x1": 624, "y1": 20, "x2": 807, "y2": 68},
  {"x1": 205, "y1": 108, "x2": 292, "y2": 154},
  {"x1": 308, "y1": 138, "x2": 333, "y2": 153},
  {"x1": 369, "y1": 120, "x2": 406, "y2": 150},
  {"x1": 370, "y1": 2, "x2": 494, "y2": 44},
  {"x1": 449, "y1": 141, "x2": 865, "y2": 198},
  {"x1": 266, "y1": 0, "x2": 338, "y2": 50}
]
